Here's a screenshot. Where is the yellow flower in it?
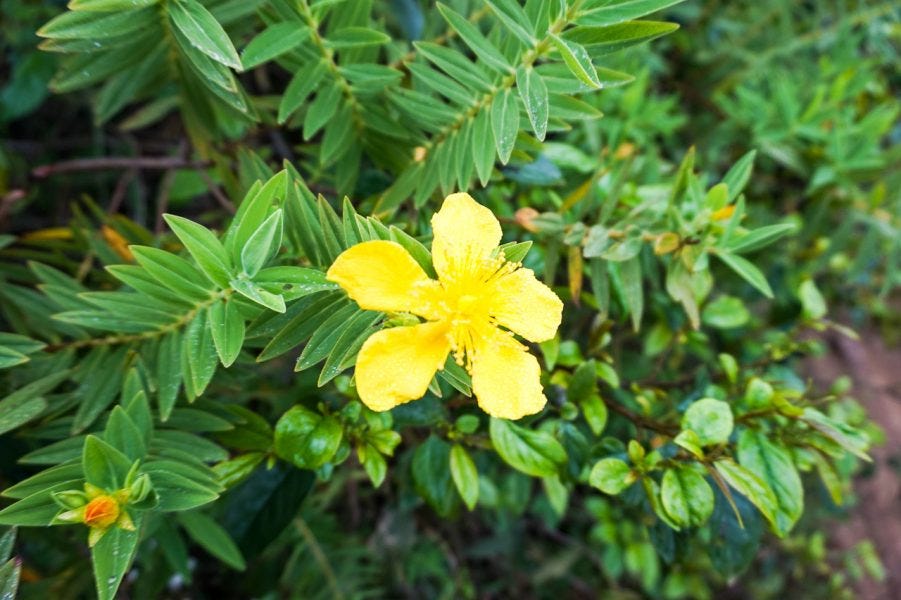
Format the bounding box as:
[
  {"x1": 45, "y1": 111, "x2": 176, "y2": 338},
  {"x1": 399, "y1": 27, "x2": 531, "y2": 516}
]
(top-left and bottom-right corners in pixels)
[{"x1": 326, "y1": 193, "x2": 563, "y2": 420}]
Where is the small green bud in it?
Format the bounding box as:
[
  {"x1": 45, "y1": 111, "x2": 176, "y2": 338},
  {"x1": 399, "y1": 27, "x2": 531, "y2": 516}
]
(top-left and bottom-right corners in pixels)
[
  {"x1": 627, "y1": 440, "x2": 645, "y2": 465},
  {"x1": 455, "y1": 414, "x2": 480, "y2": 434},
  {"x1": 52, "y1": 490, "x2": 88, "y2": 509},
  {"x1": 128, "y1": 474, "x2": 153, "y2": 504}
]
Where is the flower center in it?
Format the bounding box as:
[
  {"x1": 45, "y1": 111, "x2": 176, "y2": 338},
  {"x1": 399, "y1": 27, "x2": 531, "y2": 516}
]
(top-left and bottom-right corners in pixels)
[
  {"x1": 83, "y1": 495, "x2": 120, "y2": 529},
  {"x1": 436, "y1": 255, "x2": 519, "y2": 371}
]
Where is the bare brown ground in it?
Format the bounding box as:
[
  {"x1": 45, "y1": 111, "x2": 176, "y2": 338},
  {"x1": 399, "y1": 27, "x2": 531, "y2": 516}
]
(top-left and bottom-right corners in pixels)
[{"x1": 806, "y1": 331, "x2": 901, "y2": 599}]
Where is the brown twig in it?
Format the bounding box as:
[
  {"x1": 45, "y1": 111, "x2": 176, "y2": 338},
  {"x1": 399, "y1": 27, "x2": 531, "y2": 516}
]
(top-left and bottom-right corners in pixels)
[
  {"x1": 0, "y1": 189, "x2": 26, "y2": 229},
  {"x1": 602, "y1": 395, "x2": 679, "y2": 436},
  {"x1": 107, "y1": 168, "x2": 137, "y2": 214},
  {"x1": 197, "y1": 170, "x2": 236, "y2": 214},
  {"x1": 154, "y1": 169, "x2": 178, "y2": 235},
  {"x1": 31, "y1": 156, "x2": 210, "y2": 178}
]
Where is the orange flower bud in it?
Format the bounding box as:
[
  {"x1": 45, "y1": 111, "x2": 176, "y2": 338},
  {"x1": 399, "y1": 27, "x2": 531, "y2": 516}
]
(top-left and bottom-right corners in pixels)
[
  {"x1": 514, "y1": 207, "x2": 539, "y2": 232},
  {"x1": 101, "y1": 225, "x2": 134, "y2": 262},
  {"x1": 711, "y1": 205, "x2": 736, "y2": 221},
  {"x1": 83, "y1": 495, "x2": 120, "y2": 529}
]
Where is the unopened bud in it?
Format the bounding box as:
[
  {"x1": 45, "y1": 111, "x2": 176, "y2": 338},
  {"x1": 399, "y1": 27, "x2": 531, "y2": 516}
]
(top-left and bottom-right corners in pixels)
[
  {"x1": 83, "y1": 495, "x2": 120, "y2": 529},
  {"x1": 128, "y1": 474, "x2": 152, "y2": 504},
  {"x1": 515, "y1": 207, "x2": 539, "y2": 232},
  {"x1": 653, "y1": 232, "x2": 680, "y2": 255},
  {"x1": 52, "y1": 490, "x2": 88, "y2": 509}
]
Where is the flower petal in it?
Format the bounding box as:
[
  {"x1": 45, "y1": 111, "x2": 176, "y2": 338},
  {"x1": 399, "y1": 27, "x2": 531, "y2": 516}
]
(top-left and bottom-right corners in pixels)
[
  {"x1": 471, "y1": 335, "x2": 546, "y2": 420},
  {"x1": 355, "y1": 321, "x2": 450, "y2": 412},
  {"x1": 487, "y1": 267, "x2": 563, "y2": 342},
  {"x1": 326, "y1": 240, "x2": 439, "y2": 317},
  {"x1": 431, "y1": 193, "x2": 502, "y2": 281}
]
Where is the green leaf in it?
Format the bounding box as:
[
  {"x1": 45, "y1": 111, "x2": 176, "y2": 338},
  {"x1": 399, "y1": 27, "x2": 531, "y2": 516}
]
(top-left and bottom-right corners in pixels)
[
  {"x1": 550, "y1": 34, "x2": 601, "y2": 88},
  {"x1": 563, "y1": 21, "x2": 679, "y2": 54},
  {"x1": 618, "y1": 255, "x2": 643, "y2": 331},
  {"x1": 580, "y1": 394, "x2": 608, "y2": 436},
  {"x1": 317, "y1": 310, "x2": 382, "y2": 385},
  {"x1": 515, "y1": 65, "x2": 548, "y2": 141},
  {"x1": 714, "y1": 251, "x2": 773, "y2": 298},
  {"x1": 213, "y1": 452, "x2": 264, "y2": 488},
  {"x1": 0, "y1": 555, "x2": 21, "y2": 599},
  {"x1": 721, "y1": 149, "x2": 756, "y2": 202},
  {"x1": 489, "y1": 418, "x2": 566, "y2": 477},
  {"x1": 177, "y1": 511, "x2": 246, "y2": 570},
  {"x1": 490, "y1": 88, "x2": 519, "y2": 165},
  {"x1": 723, "y1": 223, "x2": 796, "y2": 255},
  {"x1": 567, "y1": 359, "x2": 597, "y2": 404},
  {"x1": 69, "y1": 0, "x2": 159, "y2": 9},
  {"x1": 542, "y1": 474, "x2": 569, "y2": 516},
  {"x1": 240, "y1": 209, "x2": 282, "y2": 277},
  {"x1": 92, "y1": 519, "x2": 141, "y2": 600},
  {"x1": 163, "y1": 214, "x2": 233, "y2": 288},
  {"x1": 388, "y1": 227, "x2": 436, "y2": 278},
  {"x1": 182, "y1": 310, "x2": 219, "y2": 399},
  {"x1": 736, "y1": 429, "x2": 803, "y2": 536},
  {"x1": 673, "y1": 430, "x2": 704, "y2": 458},
  {"x1": 681, "y1": 398, "x2": 733, "y2": 446},
  {"x1": 208, "y1": 298, "x2": 245, "y2": 368},
  {"x1": 130, "y1": 246, "x2": 214, "y2": 302},
  {"x1": 0, "y1": 487, "x2": 66, "y2": 526},
  {"x1": 661, "y1": 466, "x2": 714, "y2": 527},
  {"x1": 156, "y1": 331, "x2": 182, "y2": 420},
  {"x1": 359, "y1": 444, "x2": 387, "y2": 487},
  {"x1": 701, "y1": 295, "x2": 750, "y2": 329},
  {"x1": 714, "y1": 459, "x2": 779, "y2": 531},
  {"x1": 577, "y1": 0, "x2": 686, "y2": 25},
  {"x1": 226, "y1": 171, "x2": 287, "y2": 258},
  {"x1": 798, "y1": 279, "x2": 827, "y2": 320},
  {"x1": 0, "y1": 333, "x2": 45, "y2": 356},
  {"x1": 20, "y1": 436, "x2": 86, "y2": 466},
  {"x1": 256, "y1": 293, "x2": 345, "y2": 360},
  {"x1": 294, "y1": 303, "x2": 365, "y2": 371},
  {"x1": 472, "y1": 109, "x2": 495, "y2": 186},
  {"x1": 706, "y1": 183, "x2": 729, "y2": 210},
  {"x1": 411, "y1": 435, "x2": 455, "y2": 516},
  {"x1": 801, "y1": 408, "x2": 870, "y2": 461},
  {"x1": 274, "y1": 406, "x2": 343, "y2": 469},
  {"x1": 325, "y1": 27, "x2": 391, "y2": 49},
  {"x1": 0, "y1": 367, "x2": 71, "y2": 431},
  {"x1": 230, "y1": 277, "x2": 287, "y2": 314},
  {"x1": 498, "y1": 241, "x2": 532, "y2": 264},
  {"x1": 104, "y1": 407, "x2": 146, "y2": 461},
  {"x1": 0, "y1": 395, "x2": 47, "y2": 436},
  {"x1": 417, "y1": 41, "x2": 490, "y2": 92},
  {"x1": 589, "y1": 457, "x2": 635, "y2": 494},
  {"x1": 241, "y1": 22, "x2": 308, "y2": 69},
  {"x1": 38, "y1": 8, "x2": 153, "y2": 39},
  {"x1": 278, "y1": 60, "x2": 327, "y2": 124},
  {"x1": 485, "y1": 0, "x2": 535, "y2": 44},
  {"x1": 169, "y1": 0, "x2": 242, "y2": 70},
  {"x1": 437, "y1": 3, "x2": 512, "y2": 73},
  {"x1": 253, "y1": 266, "x2": 336, "y2": 301},
  {"x1": 436, "y1": 357, "x2": 473, "y2": 397},
  {"x1": 82, "y1": 435, "x2": 133, "y2": 490},
  {"x1": 303, "y1": 82, "x2": 342, "y2": 140},
  {"x1": 143, "y1": 469, "x2": 219, "y2": 511},
  {"x1": 106, "y1": 264, "x2": 194, "y2": 308},
  {"x1": 2, "y1": 463, "x2": 83, "y2": 499},
  {"x1": 449, "y1": 444, "x2": 479, "y2": 510}
]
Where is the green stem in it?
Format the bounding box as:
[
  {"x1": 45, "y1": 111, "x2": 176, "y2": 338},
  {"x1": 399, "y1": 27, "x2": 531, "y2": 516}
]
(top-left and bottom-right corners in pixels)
[{"x1": 44, "y1": 289, "x2": 231, "y2": 353}]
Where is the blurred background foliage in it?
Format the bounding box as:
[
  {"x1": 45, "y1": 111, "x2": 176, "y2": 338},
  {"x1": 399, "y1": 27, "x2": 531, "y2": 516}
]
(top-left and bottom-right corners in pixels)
[{"x1": 0, "y1": 0, "x2": 898, "y2": 599}]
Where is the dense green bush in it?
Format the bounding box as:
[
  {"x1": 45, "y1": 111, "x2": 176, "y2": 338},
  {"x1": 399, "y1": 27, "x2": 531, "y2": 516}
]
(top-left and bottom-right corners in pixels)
[{"x1": 0, "y1": 1, "x2": 896, "y2": 598}]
